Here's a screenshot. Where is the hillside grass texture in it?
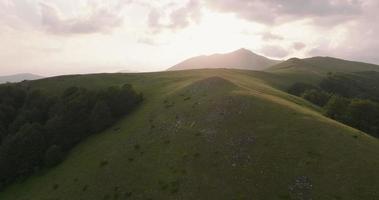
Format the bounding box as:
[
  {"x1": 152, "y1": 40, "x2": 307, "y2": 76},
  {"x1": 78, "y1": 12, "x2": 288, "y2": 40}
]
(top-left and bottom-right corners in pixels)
[{"x1": 1, "y1": 69, "x2": 378, "y2": 200}]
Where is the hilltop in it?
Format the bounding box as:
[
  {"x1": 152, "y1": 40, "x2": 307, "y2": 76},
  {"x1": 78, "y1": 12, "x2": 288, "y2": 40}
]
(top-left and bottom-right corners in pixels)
[
  {"x1": 168, "y1": 49, "x2": 379, "y2": 78},
  {"x1": 268, "y1": 56, "x2": 379, "y2": 76},
  {"x1": 168, "y1": 48, "x2": 280, "y2": 71},
  {"x1": 259, "y1": 56, "x2": 379, "y2": 89},
  {"x1": 0, "y1": 69, "x2": 378, "y2": 200}
]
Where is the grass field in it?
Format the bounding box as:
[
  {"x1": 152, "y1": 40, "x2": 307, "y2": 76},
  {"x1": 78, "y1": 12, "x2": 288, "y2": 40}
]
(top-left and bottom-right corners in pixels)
[{"x1": 1, "y1": 69, "x2": 378, "y2": 200}]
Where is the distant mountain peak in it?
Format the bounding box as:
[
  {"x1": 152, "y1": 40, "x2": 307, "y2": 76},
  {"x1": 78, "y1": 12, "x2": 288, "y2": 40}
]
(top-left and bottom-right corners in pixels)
[
  {"x1": 234, "y1": 48, "x2": 250, "y2": 53},
  {"x1": 232, "y1": 48, "x2": 259, "y2": 56},
  {"x1": 0, "y1": 73, "x2": 43, "y2": 84},
  {"x1": 287, "y1": 57, "x2": 301, "y2": 61},
  {"x1": 168, "y1": 48, "x2": 280, "y2": 71},
  {"x1": 287, "y1": 57, "x2": 303, "y2": 63}
]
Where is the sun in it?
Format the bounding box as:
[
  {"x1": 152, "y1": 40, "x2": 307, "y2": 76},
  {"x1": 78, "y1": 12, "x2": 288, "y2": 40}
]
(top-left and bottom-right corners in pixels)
[{"x1": 167, "y1": 9, "x2": 266, "y2": 56}]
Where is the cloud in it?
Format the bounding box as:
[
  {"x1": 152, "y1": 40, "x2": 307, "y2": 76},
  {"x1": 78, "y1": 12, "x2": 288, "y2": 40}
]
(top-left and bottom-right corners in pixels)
[
  {"x1": 206, "y1": 0, "x2": 363, "y2": 26},
  {"x1": 138, "y1": 37, "x2": 164, "y2": 46},
  {"x1": 306, "y1": 0, "x2": 379, "y2": 64},
  {"x1": 293, "y1": 42, "x2": 306, "y2": 51},
  {"x1": 308, "y1": 27, "x2": 379, "y2": 64},
  {"x1": 147, "y1": 0, "x2": 202, "y2": 33},
  {"x1": 260, "y1": 45, "x2": 289, "y2": 58},
  {"x1": 261, "y1": 31, "x2": 284, "y2": 41},
  {"x1": 0, "y1": 0, "x2": 40, "y2": 30},
  {"x1": 147, "y1": 8, "x2": 161, "y2": 33},
  {"x1": 0, "y1": 0, "x2": 134, "y2": 35},
  {"x1": 39, "y1": 2, "x2": 126, "y2": 35},
  {"x1": 169, "y1": 0, "x2": 202, "y2": 29},
  {"x1": 208, "y1": 0, "x2": 379, "y2": 64}
]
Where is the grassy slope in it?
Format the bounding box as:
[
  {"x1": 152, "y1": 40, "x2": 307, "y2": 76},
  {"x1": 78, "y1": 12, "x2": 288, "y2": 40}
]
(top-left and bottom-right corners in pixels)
[
  {"x1": 1, "y1": 69, "x2": 379, "y2": 200},
  {"x1": 266, "y1": 57, "x2": 379, "y2": 89}
]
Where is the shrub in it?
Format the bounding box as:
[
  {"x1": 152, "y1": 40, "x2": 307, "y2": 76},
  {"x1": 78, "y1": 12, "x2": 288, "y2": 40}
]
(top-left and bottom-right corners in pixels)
[{"x1": 99, "y1": 160, "x2": 109, "y2": 167}]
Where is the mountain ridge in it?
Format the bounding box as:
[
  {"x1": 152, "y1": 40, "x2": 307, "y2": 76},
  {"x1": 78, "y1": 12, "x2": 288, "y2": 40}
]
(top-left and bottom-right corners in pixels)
[
  {"x1": 268, "y1": 56, "x2": 379, "y2": 73},
  {"x1": 168, "y1": 48, "x2": 281, "y2": 71},
  {"x1": 0, "y1": 73, "x2": 43, "y2": 84}
]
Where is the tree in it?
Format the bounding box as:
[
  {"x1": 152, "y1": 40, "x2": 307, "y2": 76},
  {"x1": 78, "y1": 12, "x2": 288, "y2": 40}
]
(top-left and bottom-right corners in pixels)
[
  {"x1": 99, "y1": 84, "x2": 143, "y2": 118},
  {"x1": 324, "y1": 95, "x2": 350, "y2": 121},
  {"x1": 346, "y1": 99, "x2": 379, "y2": 137},
  {"x1": 7, "y1": 113, "x2": 28, "y2": 134},
  {"x1": 0, "y1": 123, "x2": 46, "y2": 184},
  {"x1": 288, "y1": 82, "x2": 319, "y2": 96},
  {"x1": 23, "y1": 90, "x2": 53, "y2": 123},
  {"x1": 0, "y1": 104, "x2": 17, "y2": 128},
  {"x1": 320, "y1": 74, "x2": 362, "y2": 98},
  {"x1": 89, "y1": 101, "x2": 114, "y2": 132},
  {"x1": 0, "y1": 84, "x2": 143, "y2": 190},
  {"x1": 0, "y1": 122, "x2": 5, "y2": 143},
  {"x1": 0, "y1": 85, "x2": 26, "y2": 108},
  {"x1": 301, "y1": 89, "x2": 331, "y2": 107},
  {"x1": 44, "y1": 145, "x2": 64, "y2": 167}
]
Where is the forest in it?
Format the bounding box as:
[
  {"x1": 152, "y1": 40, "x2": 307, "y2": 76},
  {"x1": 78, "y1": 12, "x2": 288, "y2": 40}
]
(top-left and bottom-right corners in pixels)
[
  {"x1": 288, "y1": 72, "x2": 379, "y2": 138},
  {"x1": 0, "y1": 84, "x2": 143, "y2": 190}
]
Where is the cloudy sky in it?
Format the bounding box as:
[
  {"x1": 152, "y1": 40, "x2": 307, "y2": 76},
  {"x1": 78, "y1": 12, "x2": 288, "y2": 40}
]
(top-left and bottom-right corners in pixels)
[{"x1": 0, "y1": 0, "x2": 378, "y2": 76}]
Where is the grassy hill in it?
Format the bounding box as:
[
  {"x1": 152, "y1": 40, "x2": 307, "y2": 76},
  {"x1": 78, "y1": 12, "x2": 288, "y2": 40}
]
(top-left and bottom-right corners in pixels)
[
  {"x1": 266, "y1": 57, "x2": 379, "y2": 89},
  {"x1": 1, "y1": 69, "x2": 378, "y2": 200},
  {"x1": 269, "y1": 57, "x2": 379, "y2": 73}
]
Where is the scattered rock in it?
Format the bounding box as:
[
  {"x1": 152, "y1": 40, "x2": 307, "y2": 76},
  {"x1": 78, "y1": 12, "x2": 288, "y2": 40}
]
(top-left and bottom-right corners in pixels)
[
  {"x1": 229, "y1": 134, "x2": 255, "y2": 166},
  {"x1": 289, "y1": 176, "x2": 313, "y2": 200}
]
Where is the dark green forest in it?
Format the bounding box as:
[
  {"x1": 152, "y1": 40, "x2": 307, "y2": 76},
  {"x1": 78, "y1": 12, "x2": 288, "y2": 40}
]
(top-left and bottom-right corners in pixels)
[
  {"x1": 288, "y1": 72, "x2": 379, "y2": 138},
  {"x1": 0, "y1": 84, "x2": 143, "y2": 190}
]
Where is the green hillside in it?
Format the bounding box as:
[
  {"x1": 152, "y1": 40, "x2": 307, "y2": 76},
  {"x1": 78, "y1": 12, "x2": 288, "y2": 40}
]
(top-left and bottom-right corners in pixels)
[
  {"x1": 266, "y1": 57, "x2": 379, "y2": 89},
  {"x1": 1, "y1": 69, "x2": 379, "y2": 200},
  {"x1": 269, "y1": 57, "x2": 379, "y2": 73}
]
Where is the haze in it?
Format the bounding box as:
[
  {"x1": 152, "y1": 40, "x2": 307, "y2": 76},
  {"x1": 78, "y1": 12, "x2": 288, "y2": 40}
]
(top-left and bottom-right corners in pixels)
[{"x1": 1, "y1": 0, "x2": 378, "y2": 76}]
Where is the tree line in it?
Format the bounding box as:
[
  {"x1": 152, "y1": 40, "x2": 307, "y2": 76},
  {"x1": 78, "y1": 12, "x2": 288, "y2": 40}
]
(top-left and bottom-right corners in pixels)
[
  {"x1": 0, "y1": 84, "x2": 143, "y2": 190},
  {"x1": 288, "y1": 73, "x2": 379, "y2": 139}
]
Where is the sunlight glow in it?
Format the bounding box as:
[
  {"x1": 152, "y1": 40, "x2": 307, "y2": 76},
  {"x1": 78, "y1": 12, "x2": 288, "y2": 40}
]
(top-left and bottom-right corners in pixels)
[{"x1": 171, "y1": 10, "x2": 265, "y2": 55}]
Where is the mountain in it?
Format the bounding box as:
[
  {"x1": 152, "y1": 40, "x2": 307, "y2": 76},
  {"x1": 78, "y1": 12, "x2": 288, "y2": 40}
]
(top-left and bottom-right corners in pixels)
[
  {"x1": 118, "y1": 69, "x2": 137, "y2": 73},
  {"x1": 1, "y1": 69, "x2": 378, "y2": 200},
  {"x1": 0, "y1": 73, "x2": 43, "y2": 84},
  {"x1": 168, "y1": 48, "x2": 280, "y2": 71}
]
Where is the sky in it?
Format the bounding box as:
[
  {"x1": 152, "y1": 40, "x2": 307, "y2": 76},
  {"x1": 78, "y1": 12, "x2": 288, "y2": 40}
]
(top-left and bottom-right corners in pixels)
[{"x1": 0, "y1": 0, "x2": 378, "y2": 76}]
